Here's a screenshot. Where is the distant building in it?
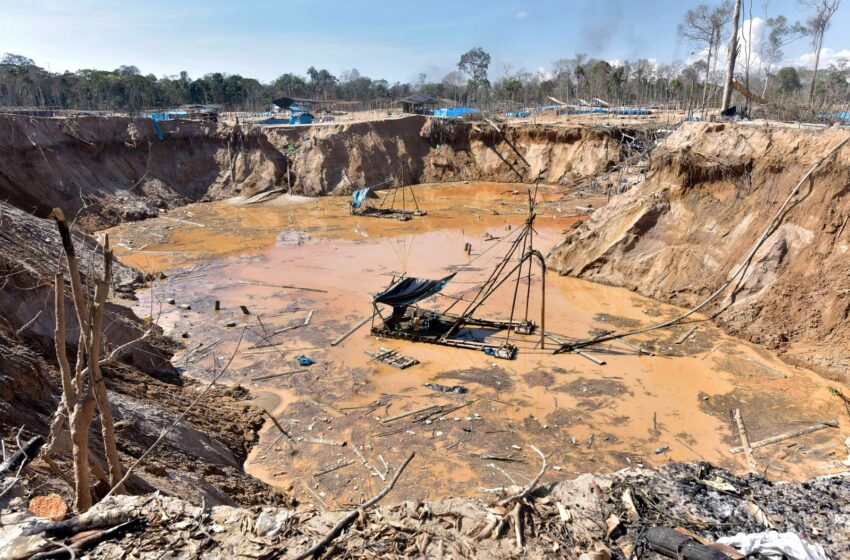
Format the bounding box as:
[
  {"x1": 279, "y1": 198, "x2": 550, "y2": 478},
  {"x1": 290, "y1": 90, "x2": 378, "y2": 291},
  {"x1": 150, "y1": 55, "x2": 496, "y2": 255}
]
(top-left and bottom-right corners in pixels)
[{"x1": 398, "y1": 94, "x2": 439, "y2": 115}]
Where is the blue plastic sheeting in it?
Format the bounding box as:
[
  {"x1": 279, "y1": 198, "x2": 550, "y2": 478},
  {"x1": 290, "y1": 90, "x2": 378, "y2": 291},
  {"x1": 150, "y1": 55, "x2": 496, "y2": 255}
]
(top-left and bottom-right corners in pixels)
[
  {"x1": 433, "y1": 107, "x2": 481, "y2": 118},
  {"x1": 297, "y1": 355, "x2": 316, "y2": 366},
  {"x1": 818, "y1": 111, "x2": 850, "y2": 121},
  {"x1": 560, "y1": 107, "x2": 651, "y2": 116},
  {"x1": 351, "y1": 188, "x2": 369, "y2": 209},
  {"x1": 143, "y1": 110, "x2": 188, "y2": 121},
  {"x1": 256, "y1": 118, "x2": 289, "y2": 125},
  {"x1": 289, "y1": 112, "x2": 314, "y2": 124},
  {"x1": 151, "y1": 118, "x2": 164, "y2": 140},
  {"x1": 373, "y1": 273, "x2": 456, "y2": 307},
  {"x1": 506, "y1": 111, "x2": 530, "y2": 118}
]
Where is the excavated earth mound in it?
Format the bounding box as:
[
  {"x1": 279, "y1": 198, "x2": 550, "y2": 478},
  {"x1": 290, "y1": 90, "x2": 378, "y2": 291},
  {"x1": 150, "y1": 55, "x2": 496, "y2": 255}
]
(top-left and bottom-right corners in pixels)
[{"x1": 550, "y1": 122, "x2": 850, "y2": 380}]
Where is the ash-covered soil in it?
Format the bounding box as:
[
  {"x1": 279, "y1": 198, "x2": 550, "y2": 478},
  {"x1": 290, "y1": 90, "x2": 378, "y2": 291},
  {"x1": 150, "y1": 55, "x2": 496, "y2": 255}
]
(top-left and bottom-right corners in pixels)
[{"x1": 2, "y1": 461, "x2": 847, "y2": 559}]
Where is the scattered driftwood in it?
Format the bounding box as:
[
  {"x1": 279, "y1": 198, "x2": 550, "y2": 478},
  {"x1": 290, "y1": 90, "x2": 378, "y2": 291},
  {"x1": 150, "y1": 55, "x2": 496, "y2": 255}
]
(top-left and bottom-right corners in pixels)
[
  {"x1": 330, "y1": 312, "x2": 377, "y2": 346},
  {"x1": 352, "y1": 445, "x2": 386, "y2": 481},
  {"x1": 476, "y1": 445, "x2": 547, "y2": 549},
  {"x1": 291, "y1": 452, "x2": 415, "y2": 560},
  {"x1": 733, "y1": 409, "x2": 759, "y2": 473},
  {"x1": 235, "y1": 280, "x2": 327, "y2": 293},
  {"x1": 251, "y1": 369, "x2": 308, "y2": 381},
  {"x1": 302, "y1": 437, "x2": 346, "y2": 447},
  {"x1": 381, "y1": 404, "x2": 442, "y2": 424},
  {"x1": 729, "y1": 420, "x2": 839, "y2": 454},
  {"x1": 675, "y1": 326, "x2": 698, "y2": 344},
  {"x1": 313, "y1": 459, "x2": 355, "y2": 477}
]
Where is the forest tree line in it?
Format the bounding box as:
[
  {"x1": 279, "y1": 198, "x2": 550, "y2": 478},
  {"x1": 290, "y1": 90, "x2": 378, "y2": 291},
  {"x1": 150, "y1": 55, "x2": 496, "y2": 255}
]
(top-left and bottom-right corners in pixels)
[{"x1": 0, "y1": 1, "x2": 846, "y2": 114}]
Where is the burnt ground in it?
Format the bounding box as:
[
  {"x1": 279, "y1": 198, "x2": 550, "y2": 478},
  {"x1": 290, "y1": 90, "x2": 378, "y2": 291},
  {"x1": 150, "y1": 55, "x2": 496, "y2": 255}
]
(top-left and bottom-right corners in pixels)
[{"x1": 2, "y1": 461, "x2": 848, "y2": 559}]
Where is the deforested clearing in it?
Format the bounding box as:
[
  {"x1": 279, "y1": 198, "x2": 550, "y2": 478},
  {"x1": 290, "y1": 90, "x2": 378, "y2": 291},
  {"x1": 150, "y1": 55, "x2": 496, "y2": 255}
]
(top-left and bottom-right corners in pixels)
[{"x1": 2, "y1": 4, "x2": 850, "y2": 558}]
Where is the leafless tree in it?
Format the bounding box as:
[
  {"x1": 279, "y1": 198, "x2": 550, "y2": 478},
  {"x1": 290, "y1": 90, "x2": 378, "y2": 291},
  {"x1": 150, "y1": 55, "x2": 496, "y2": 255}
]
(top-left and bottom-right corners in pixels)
[
  {"x1": 721, "y1": 0, "x2": 744, "y2": 111},
  {"x1": 679, "y1": 1, "x2": 735, "y2": 114},
  {"x1": 800, "y1": 0, "x2": 842, "y2": 104},
  {"x1": 48, "y1": 209, "x2": 150, "y2": 511}
]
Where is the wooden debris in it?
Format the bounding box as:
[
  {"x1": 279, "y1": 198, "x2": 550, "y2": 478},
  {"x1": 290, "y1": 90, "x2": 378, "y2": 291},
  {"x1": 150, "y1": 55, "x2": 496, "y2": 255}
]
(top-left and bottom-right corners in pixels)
[
  {"x1": 330, "y1": 312, "x2": 377, "y2": 346},
  {"x1": 313, "y1": 459, "x2": 355, "y2": 477},
  {"x1": 733, "y1": 408, "x2": 759, "y2": 473},
  {"x1": 235, "y1": 280, "x2": 327, "y2": 293},
  {"x1": 675, "y1": 326, "x2": 698, "y2": 344},
  {"x1": 302, "y1": 437, "x2": 346, "y2": 447},
  {"x1": 251, "y1": 369, "x2": 308, "y2": 381},
  {"x1": 364, "y1": 347, "x2": 419, "y2": 369},
  {"x1": 381, "y1": 404, "x2": 442, "y2": 424},
  {"x1": 293, "y1": 453, "x2": 415, "y2": 560},
  {"x1": 576, "y1": 350, "x2": 606, "y2": 365},
  {"x1": 303, "y1": 310, "x2": 314, "y2": 326},
  {"x1": 729, "y1": 420, "x2": 839, "y2": 454}
]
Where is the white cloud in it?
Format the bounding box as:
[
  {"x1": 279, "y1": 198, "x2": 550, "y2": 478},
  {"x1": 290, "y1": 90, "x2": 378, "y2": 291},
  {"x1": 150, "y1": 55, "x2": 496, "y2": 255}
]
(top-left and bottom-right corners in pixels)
[
  {"x1": 533, "y1": 66, "x2": 552, "y2": 81},
  {"x1": 514, "y1": 10, "x2": 528, "y2": 19},
  {"x1": 793, "y1": 47, "x2": 850, "y2": 69}
]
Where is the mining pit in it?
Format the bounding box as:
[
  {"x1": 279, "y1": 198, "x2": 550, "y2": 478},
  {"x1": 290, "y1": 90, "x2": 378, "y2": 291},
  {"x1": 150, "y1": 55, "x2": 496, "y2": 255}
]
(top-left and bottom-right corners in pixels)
[
  {"x1": 106, "y1": 179, "x2": 847, "y2": 508},
  {"x1": 2, "y1": 114, "x2": 849, "y2": 559}
]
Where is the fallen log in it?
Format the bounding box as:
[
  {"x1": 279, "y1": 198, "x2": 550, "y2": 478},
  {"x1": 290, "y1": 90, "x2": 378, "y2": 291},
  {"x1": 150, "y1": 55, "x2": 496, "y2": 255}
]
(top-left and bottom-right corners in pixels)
[
  {"x1": 330, "y1": 312, "x2": 377, "y2": 346},
  {"x1": 729, "y1": 421, "x2": 839, "y2": 454},
  {"x1": 235, "y1": 280, "x2": 327, "y2": 293}
]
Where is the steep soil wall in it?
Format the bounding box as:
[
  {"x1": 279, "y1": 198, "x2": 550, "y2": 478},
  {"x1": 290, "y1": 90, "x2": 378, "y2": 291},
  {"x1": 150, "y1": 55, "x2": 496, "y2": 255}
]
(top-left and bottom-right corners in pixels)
[
  {"x1": 549, "y1": 122, "x2": 850, "y2": 379},
  {"x1": 0, "y1": 115, "x2": 629, "y2": 230},
  {"x1": 0, "y1": 115, "x2": 287, "y2": 230}
]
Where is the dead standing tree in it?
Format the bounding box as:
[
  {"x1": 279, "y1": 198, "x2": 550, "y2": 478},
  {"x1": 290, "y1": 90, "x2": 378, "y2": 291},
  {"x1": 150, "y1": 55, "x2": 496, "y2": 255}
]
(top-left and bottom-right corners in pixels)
[
  {"x1": 50, "y1": 208, "x2": 142, "y2": 511},
  {"x1": 679, "y1": 2, "x2": 734, "y2": 116}
]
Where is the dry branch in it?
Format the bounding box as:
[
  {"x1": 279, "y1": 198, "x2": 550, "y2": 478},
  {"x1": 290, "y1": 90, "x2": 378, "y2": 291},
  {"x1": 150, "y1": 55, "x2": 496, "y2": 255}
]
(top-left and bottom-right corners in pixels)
[{"x1": 290, "y1": 452, "x2": 415, "y2": 560}]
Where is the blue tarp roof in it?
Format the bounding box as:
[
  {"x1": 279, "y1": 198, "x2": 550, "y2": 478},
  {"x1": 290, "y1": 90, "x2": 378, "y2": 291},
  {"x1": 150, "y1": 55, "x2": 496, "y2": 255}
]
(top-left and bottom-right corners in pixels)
[
  {"x1": 433, "y1": 107, "x2": 480, "y2": 118},
  {"x1": 374, "y1": 274, "x2": 455, "y2": 307}
]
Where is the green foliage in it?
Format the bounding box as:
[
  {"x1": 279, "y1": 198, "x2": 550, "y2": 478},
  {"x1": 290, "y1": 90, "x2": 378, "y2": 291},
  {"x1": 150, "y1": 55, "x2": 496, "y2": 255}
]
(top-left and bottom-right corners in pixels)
[{"x1": 774, "y1": 66, "x2": 803, "y2": 94}]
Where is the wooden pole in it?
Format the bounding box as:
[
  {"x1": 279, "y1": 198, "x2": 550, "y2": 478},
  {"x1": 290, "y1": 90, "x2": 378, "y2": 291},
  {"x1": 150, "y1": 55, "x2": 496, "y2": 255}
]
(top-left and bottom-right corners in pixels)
[
  {"x1": 733, "y1": 408, "x2": 759, "y2": 473},
  {"x1": 729, "y1": 420, "x2": 839, "y2": 454}
]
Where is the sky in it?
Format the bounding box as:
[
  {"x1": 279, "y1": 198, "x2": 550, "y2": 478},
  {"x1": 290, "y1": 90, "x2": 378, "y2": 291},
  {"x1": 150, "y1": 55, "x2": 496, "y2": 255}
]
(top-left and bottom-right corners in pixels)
[{"x1": 2, "y1": 0, "x2": 849, "y2": 83}]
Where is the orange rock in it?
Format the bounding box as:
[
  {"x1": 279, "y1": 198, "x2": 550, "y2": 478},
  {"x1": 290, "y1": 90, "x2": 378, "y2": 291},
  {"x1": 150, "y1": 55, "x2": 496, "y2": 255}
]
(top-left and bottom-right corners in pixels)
[{"x1": 29, "y1": 494, "x2": 68, "y2": 521}]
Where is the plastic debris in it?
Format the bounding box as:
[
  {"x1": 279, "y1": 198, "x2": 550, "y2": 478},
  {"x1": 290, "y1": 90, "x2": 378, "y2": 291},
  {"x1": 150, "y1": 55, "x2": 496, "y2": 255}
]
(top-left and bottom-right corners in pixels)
[
  {"x1": 423, "y1": 383, "x2": 468, "y2": 394},
  {"x1": 297, "y1": 355, "x2": 316, "y2": 366},
  {"x1": 718, "y1": 531, "x2": 830, "y2": 560}
]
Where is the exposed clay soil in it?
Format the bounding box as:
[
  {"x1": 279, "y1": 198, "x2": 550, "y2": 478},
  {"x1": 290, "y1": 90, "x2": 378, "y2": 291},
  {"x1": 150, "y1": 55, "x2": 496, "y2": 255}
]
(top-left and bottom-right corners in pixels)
[
  {"x1": 550, "y1": 122, "x2": 850, "y2": 381},
  {"x1": 0, "y1": 114, "x2": 633, "y2": 231}
]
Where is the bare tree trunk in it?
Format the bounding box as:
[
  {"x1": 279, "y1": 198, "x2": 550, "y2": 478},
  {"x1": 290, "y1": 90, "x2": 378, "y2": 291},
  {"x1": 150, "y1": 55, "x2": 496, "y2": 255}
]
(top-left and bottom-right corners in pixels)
[
  {"x1": 51, "y1": 210, "x2": 125, "y2": 510},
  {"x1": 701, "y1": 33, "x2": 714, "y2": 117},
  {"x1": 722, "y1": 0, "x2": 743, "y2": 111},
  {"x1": 809, "y1": 30, "x2": 825, "y2": 105},
  {"x1": 70, "y1": 391, "x2": 96, "y2": 512}
]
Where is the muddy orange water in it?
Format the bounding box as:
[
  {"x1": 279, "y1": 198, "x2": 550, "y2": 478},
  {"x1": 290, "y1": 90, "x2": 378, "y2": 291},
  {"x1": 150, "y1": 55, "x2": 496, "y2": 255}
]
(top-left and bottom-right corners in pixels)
[{"x1": 107, "y1": 182, "x2": 848, "y2": 508}]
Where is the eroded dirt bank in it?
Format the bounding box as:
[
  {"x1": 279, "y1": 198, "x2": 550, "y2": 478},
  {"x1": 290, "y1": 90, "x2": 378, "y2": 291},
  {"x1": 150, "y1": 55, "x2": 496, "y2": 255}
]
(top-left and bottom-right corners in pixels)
[
  {"x1": 0, "y1": 200, "x2": 286, "y2": 508},
  {"x1": 0, "y1": 114, "x2": 631, "y2": 230},
  {"x1": 550, "y1": 122, "x2": 850, "y2": 380}
]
